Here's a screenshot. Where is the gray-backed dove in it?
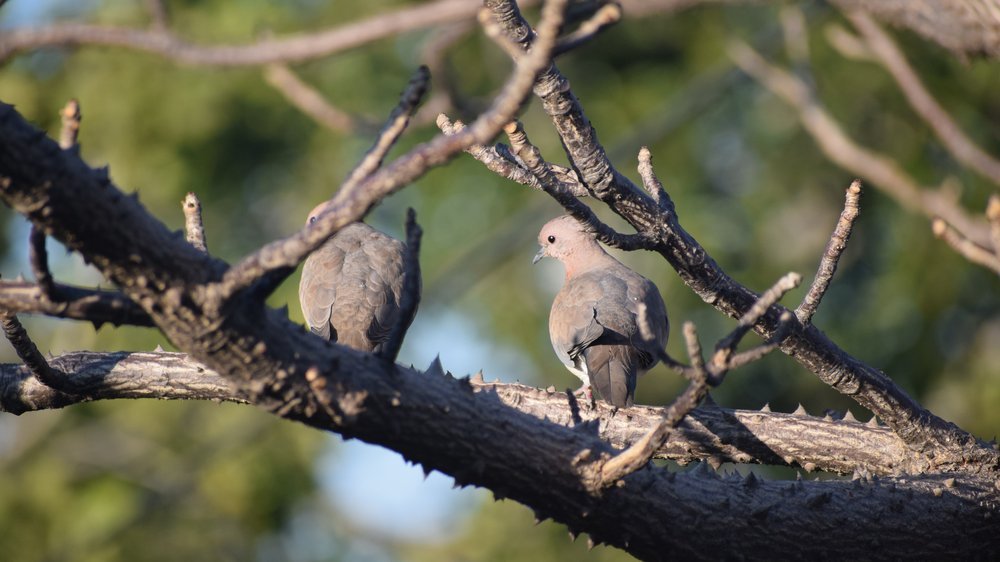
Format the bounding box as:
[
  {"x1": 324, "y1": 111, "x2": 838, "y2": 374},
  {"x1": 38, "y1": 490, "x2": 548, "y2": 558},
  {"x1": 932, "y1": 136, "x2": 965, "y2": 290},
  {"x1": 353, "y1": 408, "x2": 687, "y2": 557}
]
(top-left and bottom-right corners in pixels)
[
  {"x1": 534, "y1": 215, "x2": 668, "y2": 408},
  {"x1": 299, "y1": 202, "x2": 417, "y2": 353}
]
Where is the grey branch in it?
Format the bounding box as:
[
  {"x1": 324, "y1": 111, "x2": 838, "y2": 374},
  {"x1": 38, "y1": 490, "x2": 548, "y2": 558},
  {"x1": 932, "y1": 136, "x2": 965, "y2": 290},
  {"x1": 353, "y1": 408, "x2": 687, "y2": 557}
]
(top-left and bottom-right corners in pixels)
[
  {"x1": 796, "y1": 180, "x2": 862, "y2": 323},
  {"x1": 263, "y1": 64, "x2": 368, "y2": 134},
  {"x1": 58, "y1": 99, "x2": 81, "y2": 150},
  {"x1": 728, "y1": 39, "x2": 990, "y2": 247},
  {"x1": 182, "y1": 192, "x2": 208, "y2": 253},
  {"x1": 846, "y1": 12, "x2": 1000, "y2": 186},
  {"x1": 0, "y1": 280, "x2": 154, "y2": 327}
]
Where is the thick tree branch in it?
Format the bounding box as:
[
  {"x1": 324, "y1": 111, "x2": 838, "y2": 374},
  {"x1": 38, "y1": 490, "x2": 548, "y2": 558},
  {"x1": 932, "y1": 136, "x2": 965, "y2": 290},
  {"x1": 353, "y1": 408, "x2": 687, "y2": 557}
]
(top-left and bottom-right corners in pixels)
[
  {"x1": 0, "y1": 350, "x2": 969, "y2": 477},
  {"x1": 479, "y1": 2, "x2": 993, "y2": 462},
  {"x1": 211, "y1": 2, "x2": 567, "y2": 309}
]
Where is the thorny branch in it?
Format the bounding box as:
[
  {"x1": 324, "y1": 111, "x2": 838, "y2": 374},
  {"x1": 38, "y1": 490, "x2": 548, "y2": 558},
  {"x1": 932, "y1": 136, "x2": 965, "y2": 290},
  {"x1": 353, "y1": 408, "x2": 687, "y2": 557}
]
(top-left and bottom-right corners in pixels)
[
  {"x1": 601, "y1": 273, "x2": 800, "y2": 485},
  {"x1": 472, "y1": 1, "x2": 994, "y2": 465}
]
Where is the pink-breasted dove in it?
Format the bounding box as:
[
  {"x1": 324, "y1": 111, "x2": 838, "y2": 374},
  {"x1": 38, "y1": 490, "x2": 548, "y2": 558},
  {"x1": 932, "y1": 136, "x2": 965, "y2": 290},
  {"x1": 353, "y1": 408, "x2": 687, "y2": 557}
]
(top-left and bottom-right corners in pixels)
[
  {"x1": 299, "y1": 203, "x2": 417, "y2": 353},
  {"x1": 534, "y1": 215, "x2": 668, "y2": 408}
]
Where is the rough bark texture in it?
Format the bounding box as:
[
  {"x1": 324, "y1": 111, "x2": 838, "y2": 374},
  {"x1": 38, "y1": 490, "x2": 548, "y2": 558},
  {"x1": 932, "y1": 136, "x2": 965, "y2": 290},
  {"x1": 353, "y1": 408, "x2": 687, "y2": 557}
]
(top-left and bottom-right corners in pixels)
[{"x1": 1, "y1": 1, "x2": 1000, "y2": 559}]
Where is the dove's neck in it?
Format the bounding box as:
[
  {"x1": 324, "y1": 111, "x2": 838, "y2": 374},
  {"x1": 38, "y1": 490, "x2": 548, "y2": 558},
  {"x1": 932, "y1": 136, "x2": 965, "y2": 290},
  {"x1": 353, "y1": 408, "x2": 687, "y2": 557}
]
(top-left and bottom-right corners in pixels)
[{"x1": 562, "y1": 246, "x2": 618, "y2": 279}]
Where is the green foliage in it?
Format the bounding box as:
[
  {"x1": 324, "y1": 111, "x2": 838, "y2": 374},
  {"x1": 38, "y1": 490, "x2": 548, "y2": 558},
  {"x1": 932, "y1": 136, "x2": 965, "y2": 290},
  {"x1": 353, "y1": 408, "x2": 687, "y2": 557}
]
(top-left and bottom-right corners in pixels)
[{"x1": 0, "y1": 0, "x2": 997, "y2": 560}]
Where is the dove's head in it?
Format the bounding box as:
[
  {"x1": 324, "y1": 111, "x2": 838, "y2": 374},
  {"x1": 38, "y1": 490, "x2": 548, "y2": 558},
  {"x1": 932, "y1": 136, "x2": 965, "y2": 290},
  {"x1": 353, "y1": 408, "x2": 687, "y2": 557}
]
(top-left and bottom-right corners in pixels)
[
  {"x1": 533, "y1": 215, "x2": 604, "y2": 269},
  {"x1": 305, "y1": 202, "x2": 333, "y2": 227}
]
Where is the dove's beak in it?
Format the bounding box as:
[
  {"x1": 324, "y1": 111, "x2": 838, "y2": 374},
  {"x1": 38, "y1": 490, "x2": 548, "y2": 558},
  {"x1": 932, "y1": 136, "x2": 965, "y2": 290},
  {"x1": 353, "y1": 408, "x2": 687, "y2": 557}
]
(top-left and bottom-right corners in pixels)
[{"x1": 532, "y1": 247, "x2": 547, "y2": 265}]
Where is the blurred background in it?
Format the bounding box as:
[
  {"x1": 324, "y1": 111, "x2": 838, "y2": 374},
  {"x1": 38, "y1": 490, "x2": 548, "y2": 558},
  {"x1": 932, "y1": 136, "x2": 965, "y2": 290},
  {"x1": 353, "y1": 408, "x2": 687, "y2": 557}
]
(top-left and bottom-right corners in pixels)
[{"x1": 0, "y1": 0, "x2": 997, "y2": 560}]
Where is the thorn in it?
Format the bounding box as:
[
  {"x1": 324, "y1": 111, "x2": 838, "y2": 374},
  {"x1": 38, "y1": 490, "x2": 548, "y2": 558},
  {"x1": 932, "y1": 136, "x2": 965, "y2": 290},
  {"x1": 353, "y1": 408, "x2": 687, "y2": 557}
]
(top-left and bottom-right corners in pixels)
[
  {"x1": 568, "y1": 530, "x2": 579, "y2": 542},
  {"x1": 471, "y1": 371, "x2": 485, "y2": 383},
  {"x1": 702, "y1": 393, "x2": 716, "y2": 407},
  {"x1": 587, "y1": 537, "x2": 596, "y2": 551},
  {"x1": 154, "y1": 344, "x2": 164, "y2": 352},
  {"x1": 793, "y1": 403, "x2": 807, "y2": 416},
  {"x1": 744, "y1": 472, "x2": 758, "y2": 489},
  {"x1": 546, "y1": 385, "x2": 556, "y2": 393},
  {"x1": 760, "y1": 403, "x2": 771, "y2": 412},
  {"x1": 422, "y1": 465, "x2": 432, "y2": 480},
  {"x1": 803, "y1": 462, "x2": 816, "y2": 473},
  {"x1": 707, "y1": 457, "x2": 722, "y2": 471},
  {"x1": 822, "y1": 413, "x2": 833, "y2": 422},
  {"x1": 843, "y1": 409, "x2": 857, "y2": 423},
  {"x1": 944, "y1": 477, "x2": 956, "y2": 489},
  {"x1": 425, "y1": 355, "x2": 444, "y2": 377},
  {"x1": 782, "y1": 455, "x2": 795, "y2": 465},
  {"x1": 932, "y1": 488, "x2": 943, "y2": 497}
]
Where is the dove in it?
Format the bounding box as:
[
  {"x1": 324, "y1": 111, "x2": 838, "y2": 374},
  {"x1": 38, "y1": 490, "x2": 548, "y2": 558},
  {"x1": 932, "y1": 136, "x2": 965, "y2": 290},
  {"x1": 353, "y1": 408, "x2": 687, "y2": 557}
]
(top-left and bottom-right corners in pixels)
[
  {"x1": 299, "y1": 203, "x2": 417, "y2": 353},
  {"x1": 534, "y1": 215, "x2": 668, "y2": 407}
]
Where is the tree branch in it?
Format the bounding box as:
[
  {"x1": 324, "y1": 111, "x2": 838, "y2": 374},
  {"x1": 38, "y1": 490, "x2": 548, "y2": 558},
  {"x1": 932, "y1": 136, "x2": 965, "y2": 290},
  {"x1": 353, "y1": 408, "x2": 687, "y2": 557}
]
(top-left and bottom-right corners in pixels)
[
  {"x1": 214, "y1": 2, "x2": 568, "y2": 307},
  {"x1": 728, "y1": 39, "x2": 990, "y2": 247},
  {"x1": 465, "y1": 7, "x2": 995, "y2": 465},
  {"x1": 846, "y1": 11, "x2": 1000, "y2": 186},
  {"x1": 182, "y1": 192, "x2": 208, "y2": 253},
  {"x1": 0, "y1": 281, "x2": 154, "y2": 327},
  {"x1": 263, "y1": 63, "x2": 368, "y2": 134},
  {"x1": 0, "y1": 0, "x2": 486, "y2": 66},
  {"x1": 796, "y1": 180, "x2": 862, "y2": 323}
]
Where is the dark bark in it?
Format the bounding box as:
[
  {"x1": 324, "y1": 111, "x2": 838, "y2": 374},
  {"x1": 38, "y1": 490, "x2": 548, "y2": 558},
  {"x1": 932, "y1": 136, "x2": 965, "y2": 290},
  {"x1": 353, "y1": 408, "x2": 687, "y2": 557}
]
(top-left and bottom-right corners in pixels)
[{"x1": 1, "y1": 1, "x2": 999, "y2": 558}]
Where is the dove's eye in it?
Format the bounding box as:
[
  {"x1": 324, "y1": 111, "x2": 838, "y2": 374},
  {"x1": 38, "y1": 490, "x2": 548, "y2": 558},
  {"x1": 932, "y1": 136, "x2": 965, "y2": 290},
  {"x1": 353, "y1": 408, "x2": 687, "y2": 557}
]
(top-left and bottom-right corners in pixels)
[
  {"x1": 309, "y1": 216, "x2": 318, "y2": 224},
  {"x1": 547, "y1": 235, "x2": 556, "y2": 243}
]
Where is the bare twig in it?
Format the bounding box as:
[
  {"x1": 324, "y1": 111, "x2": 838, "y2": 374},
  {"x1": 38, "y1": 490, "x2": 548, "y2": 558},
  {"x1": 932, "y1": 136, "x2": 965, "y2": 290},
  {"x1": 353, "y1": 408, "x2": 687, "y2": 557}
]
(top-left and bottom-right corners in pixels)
[
  {"x1": 0, "y1": 281, "x2": 154, "y2": 327},
  {"x1": 602, "y1": 272, "x2": 799, "y2": 485},
  {"x1": 263, "y1": 64, "x2": 368, "y2": 134},
  {"x1": 215, "y1": 0, "x2": 570, "y2": 305},
  {"x1": 553, "y1": 2, "x2": 622, "y2": 56},
  {"x1": 599, "y1": 374, "x2": 707, "y2": 485},
  {"x1": 846, "y1": 12, "x2": 1000, "y2": 186},
  {"x1": 503, "y1": 120, "x2": 646, "y2": 250},
  {"x1": 343, "y1": 66, "x2": 430, "y2": 190},
  {"x1": 988, "y1": 195, "x2": 1000, "y2": 254},
  {"x1": 0, "y1": 313, "x2": 70, "y2": 391},
  {"x1": 380, "y1": 209, "x2": 423, "y2": 363},
  {"x1": 28, "y1": 225, "x2": 56, "y2": 297},
  {"x1": 0, "y1": 0, "x2": 486, "y2": 66},
  {"x1": 182, "y1": 192, "x2": 208, "y2": 253},
  {"x1": 58, "y1": 99, "x2": 81, "y2": 150},
  {"x1": 436, "y1": 115, "x2": 588, "y2": 195},
  {"x1": 637, "y1": 146, "x2": 667, "y2": 208},
  {"x1": 728, "y1": 39, "x2": 990, "y2": 247},
  {"x1": 796, "y1": 180, "x2": 862, "y2": 324},
  {"x1": 933, "y1": 218, "x2": 1000, "y2": 275}
]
